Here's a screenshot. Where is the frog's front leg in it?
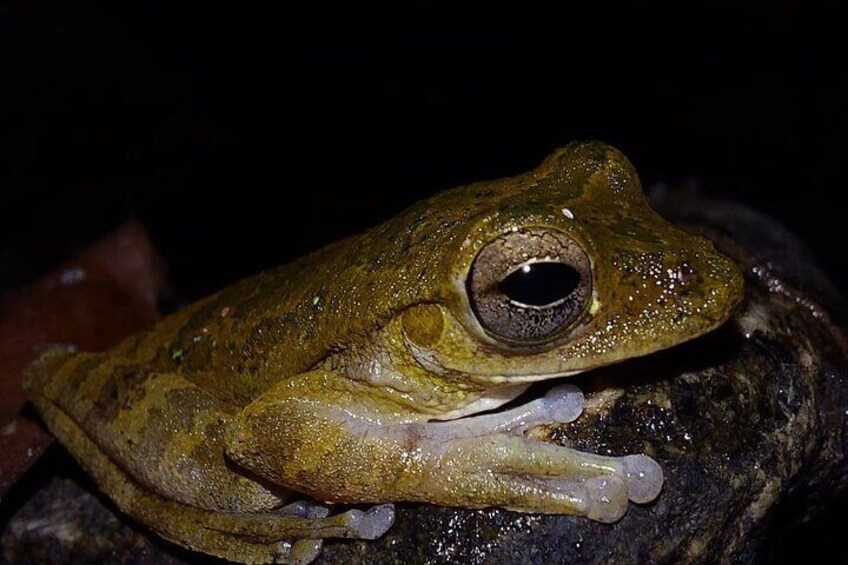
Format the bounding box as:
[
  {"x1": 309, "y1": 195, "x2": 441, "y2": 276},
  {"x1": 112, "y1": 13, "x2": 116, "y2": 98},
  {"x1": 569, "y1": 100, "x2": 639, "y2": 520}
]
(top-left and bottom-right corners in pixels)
[
  {"x1": 228, "y1": 373, "x2": 663, "y2": 525},
  {"x1": 417, "y1": 383, "x2": 663, "y2": 506}
]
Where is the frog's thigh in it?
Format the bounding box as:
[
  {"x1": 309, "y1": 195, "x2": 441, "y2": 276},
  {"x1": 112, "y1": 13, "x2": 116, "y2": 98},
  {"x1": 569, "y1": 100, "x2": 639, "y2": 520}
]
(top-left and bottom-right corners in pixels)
[
  {"x1": 50, "y1": 370, "x2": 282, "y2": 513},
  {"x1": 36, "y1": 388, "x2": 394, "y2": 564}
]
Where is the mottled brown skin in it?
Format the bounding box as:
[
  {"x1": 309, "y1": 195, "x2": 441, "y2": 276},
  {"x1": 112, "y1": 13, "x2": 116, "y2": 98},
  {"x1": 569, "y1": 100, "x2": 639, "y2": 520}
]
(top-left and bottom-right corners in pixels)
[{"x1": 25, "y1": 142, "x2": 743, "y2": 564}]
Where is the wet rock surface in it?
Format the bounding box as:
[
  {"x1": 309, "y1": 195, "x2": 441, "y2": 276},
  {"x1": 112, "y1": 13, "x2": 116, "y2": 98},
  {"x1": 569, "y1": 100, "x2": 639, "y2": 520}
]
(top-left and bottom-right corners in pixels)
[{"x1": 2, "y1": 196, "x2": 847, "y2": 564}]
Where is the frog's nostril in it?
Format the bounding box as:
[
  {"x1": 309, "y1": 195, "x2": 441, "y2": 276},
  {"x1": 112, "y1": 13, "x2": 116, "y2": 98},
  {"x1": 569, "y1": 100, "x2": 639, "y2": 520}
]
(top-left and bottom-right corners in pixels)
[{"x1": 676, "y1": 262, "x2": 695, "y2": 284}]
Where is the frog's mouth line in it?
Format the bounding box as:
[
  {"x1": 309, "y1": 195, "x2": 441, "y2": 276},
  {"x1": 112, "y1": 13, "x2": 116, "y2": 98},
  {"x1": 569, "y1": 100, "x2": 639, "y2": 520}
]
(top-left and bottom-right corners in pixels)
[
  {"x1": 404, "y1": 332, "x2": 582, "y2": 384},
  {"x1": 405, "y1": 300, "x2": 743, "y2": 389},
  {"x1": 408, "y1": 313, "x2": 745, "y2": 423}
]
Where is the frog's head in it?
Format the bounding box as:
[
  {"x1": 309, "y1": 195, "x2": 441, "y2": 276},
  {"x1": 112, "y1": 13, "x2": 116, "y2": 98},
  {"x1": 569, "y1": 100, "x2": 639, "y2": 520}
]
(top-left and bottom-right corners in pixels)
[{"x1": 399, "y1": 142, "x2": 744, "y2": 384}]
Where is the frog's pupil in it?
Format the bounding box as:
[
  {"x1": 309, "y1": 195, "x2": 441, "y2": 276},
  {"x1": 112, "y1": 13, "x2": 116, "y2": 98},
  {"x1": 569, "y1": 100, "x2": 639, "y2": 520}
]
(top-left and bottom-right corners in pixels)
[{"x1": 499, "y1": 262, "x2": 581, "y2": 307}]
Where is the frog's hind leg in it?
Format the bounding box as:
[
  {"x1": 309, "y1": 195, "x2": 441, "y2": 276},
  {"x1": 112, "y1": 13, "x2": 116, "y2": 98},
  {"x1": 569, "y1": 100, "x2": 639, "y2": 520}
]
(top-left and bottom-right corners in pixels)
[
  {"x1": 36, "y1": 365, "x2": 293, "y2": 515},
  {"x1": 33, "y1": 394, "x2": 394, "y2": 564},
  {"x1": 28, "y1": 361, "x2": 394, "y2": 564}
]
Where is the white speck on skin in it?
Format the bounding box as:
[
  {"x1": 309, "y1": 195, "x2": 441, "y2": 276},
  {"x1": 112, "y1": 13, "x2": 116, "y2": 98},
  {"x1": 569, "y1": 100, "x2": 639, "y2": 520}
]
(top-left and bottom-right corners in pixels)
[{"x1": 561, "y1": 207, "x2": 575, "y2": 219}]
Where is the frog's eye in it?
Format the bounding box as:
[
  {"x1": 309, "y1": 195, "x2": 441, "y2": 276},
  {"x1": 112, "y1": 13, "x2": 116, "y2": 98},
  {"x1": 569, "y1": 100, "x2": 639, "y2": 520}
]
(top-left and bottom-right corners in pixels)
[{"x1": 466, "y1": 228, "x2": 592, "y2": 345}]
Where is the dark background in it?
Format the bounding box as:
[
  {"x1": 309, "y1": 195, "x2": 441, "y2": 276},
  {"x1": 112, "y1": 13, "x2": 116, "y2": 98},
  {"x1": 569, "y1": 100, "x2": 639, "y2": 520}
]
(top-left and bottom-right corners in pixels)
[
  {"x1": 0, "y1": 0, "x2": 845, "y2": 561},
  {"x1": 1, "y1": 1, "x2": 845, "y2": 297}
]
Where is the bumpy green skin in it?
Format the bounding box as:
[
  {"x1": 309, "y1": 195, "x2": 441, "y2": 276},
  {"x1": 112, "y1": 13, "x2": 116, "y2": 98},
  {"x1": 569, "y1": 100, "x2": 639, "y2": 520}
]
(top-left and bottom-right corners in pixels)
[{"x1": 24, "y1": 142, "x2": 743, "y2": 564}]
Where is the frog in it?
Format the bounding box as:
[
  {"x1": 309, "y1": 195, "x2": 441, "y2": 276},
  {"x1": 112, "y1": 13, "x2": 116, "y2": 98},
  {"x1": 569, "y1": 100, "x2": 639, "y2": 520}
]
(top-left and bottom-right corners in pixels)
[{"x1": 24, "y1": 141, "x2": 744, "y2": 564}]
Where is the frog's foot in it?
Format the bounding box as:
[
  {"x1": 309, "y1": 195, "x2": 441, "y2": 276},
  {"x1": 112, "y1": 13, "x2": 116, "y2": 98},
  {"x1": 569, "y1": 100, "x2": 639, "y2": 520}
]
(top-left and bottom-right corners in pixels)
[
  {"x1": 619, "y1": 454, "x2": 665, "y2": 504},
  {"x1": 397, "y1": 383, "x2": 662, "y2": 522},
  {"x1": 274, "y1": 539, "x2": 323, "y2": 565},
  {"x1": 268, "y1": 502, "x2": 394, "y2": 564},
  {"x1": 423, "y1": 433, "x2": 663, "y2": 522},
  {"x1": 274, "y1": 501, "x2": 326, "y2": 565},
  {"x1": 201, "y1": 501, "x2": 395, "y2": 541},
  {"x1": 308, "y1": 503, "x2": 396, "y2": 541},
  {"x1": 178, "y1": 502, "x2": 395, "y2": 564},
  {"x1": 534, "y1": 474, "x2": 630, "y2": 523}
]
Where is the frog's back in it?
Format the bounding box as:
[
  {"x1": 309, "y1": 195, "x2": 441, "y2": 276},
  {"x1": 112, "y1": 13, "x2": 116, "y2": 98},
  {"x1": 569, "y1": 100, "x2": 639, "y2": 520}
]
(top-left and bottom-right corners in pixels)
[
  {"x1": 137, "y1": 143, "x2": 619, "y2": 402},
  {"x1": 27, "y1": 142, "x2": 622, "y2": 408}
]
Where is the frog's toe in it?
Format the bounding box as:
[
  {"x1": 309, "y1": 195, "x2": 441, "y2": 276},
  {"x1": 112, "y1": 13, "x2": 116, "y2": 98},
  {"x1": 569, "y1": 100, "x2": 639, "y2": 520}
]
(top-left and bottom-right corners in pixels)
[
  {"x1": 289, "y1": 539, "x2": 323, "y2": 565},
  {"x1": 304, "y1": 504, "x2": 330, "y2": 519},
  {"x1": 279, "y1": 500, "x2": 331, "y2": 520},
  {"x1": 542, "y1": 383, "x2": 584, "y2": 423},
  {"x1": 345, "y1": 504, "x2": 396, "y2": 540},
  {"x1": 583, "y1": 475, "x2": 629, "y2": 523},
  {"x1": 620, "y1": 454, "x2": 664, "y2": 504},
  {"x1": 279, "y1": 500, "x2": 309, "y2": 516}
]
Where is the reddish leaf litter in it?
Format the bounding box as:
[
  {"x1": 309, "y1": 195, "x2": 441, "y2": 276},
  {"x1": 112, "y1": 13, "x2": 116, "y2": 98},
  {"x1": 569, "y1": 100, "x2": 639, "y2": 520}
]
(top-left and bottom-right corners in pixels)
[{"x1": 0, "y1": 221, "x2": 166, "y2": 498}]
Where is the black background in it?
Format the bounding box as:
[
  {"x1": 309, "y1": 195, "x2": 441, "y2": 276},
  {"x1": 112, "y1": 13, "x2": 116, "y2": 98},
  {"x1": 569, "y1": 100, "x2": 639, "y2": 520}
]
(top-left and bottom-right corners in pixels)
[
  {"x1": 1, "y1": 1, "x2": 845, "y2": 297},
  {"x1": 0, "y1": 0, "x2": 846, "y2": 561}
]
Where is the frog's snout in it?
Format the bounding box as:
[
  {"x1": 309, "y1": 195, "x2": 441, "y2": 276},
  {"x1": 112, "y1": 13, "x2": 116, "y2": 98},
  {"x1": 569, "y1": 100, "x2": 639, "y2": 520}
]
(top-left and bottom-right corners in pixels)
[
  {"x1": 606, "y1": 240, "x2": 744, "y2": 345},
  {"x1": 688, "y1": 246, "x2": 744, "y2": 312}
]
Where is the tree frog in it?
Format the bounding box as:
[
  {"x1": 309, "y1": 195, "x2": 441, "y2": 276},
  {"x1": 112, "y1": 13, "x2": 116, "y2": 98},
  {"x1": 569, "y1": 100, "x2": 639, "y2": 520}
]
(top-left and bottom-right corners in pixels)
[{"x1": 25, "y1": 142, "x2": 743, "y2": 564}]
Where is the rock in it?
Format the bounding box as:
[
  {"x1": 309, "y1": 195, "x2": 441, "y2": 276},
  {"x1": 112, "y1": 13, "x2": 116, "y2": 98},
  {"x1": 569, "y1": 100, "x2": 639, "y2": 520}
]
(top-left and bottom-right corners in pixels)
[{"x1": 2, "y1": 196, "x2": 846, "y2": 564}]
